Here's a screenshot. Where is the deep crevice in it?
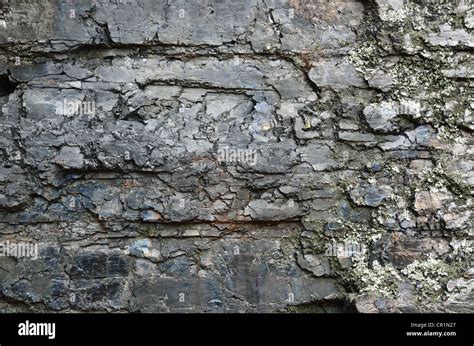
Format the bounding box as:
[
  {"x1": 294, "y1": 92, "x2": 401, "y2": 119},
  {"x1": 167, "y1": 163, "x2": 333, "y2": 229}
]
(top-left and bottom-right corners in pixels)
[{"x1": 0, "y1": 73, "x2": 17, "y2": 97}]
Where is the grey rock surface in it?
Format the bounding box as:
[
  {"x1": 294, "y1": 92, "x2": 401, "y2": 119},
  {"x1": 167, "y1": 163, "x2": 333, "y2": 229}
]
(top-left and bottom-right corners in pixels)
[{"x1": 0, "y1": 0, "x2": 472, "y2": 313}]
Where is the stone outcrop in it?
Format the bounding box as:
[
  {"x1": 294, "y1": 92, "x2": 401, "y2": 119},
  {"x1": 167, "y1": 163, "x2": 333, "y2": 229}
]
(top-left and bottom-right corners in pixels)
[{"x1": 0, "y1": 0, "x2": 472, "y2": 312}]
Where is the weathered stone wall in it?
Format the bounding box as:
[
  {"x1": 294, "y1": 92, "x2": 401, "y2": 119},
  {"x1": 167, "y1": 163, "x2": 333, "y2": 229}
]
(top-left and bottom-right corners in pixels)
[{"x1": 0, "y1": 0, "x2": 472, "y2": 313}]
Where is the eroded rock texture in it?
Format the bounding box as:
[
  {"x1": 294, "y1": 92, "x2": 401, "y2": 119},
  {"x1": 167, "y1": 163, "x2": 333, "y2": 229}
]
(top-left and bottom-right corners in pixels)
[{"x1": 0, "y1": 0, "x2": 472, "y2": 312}]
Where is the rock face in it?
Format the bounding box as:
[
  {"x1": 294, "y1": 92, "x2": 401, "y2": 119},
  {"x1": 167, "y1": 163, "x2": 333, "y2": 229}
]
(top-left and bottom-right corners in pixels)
[{"x1": 0, "y1": 0, "x2": 472, "y2": 313}]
